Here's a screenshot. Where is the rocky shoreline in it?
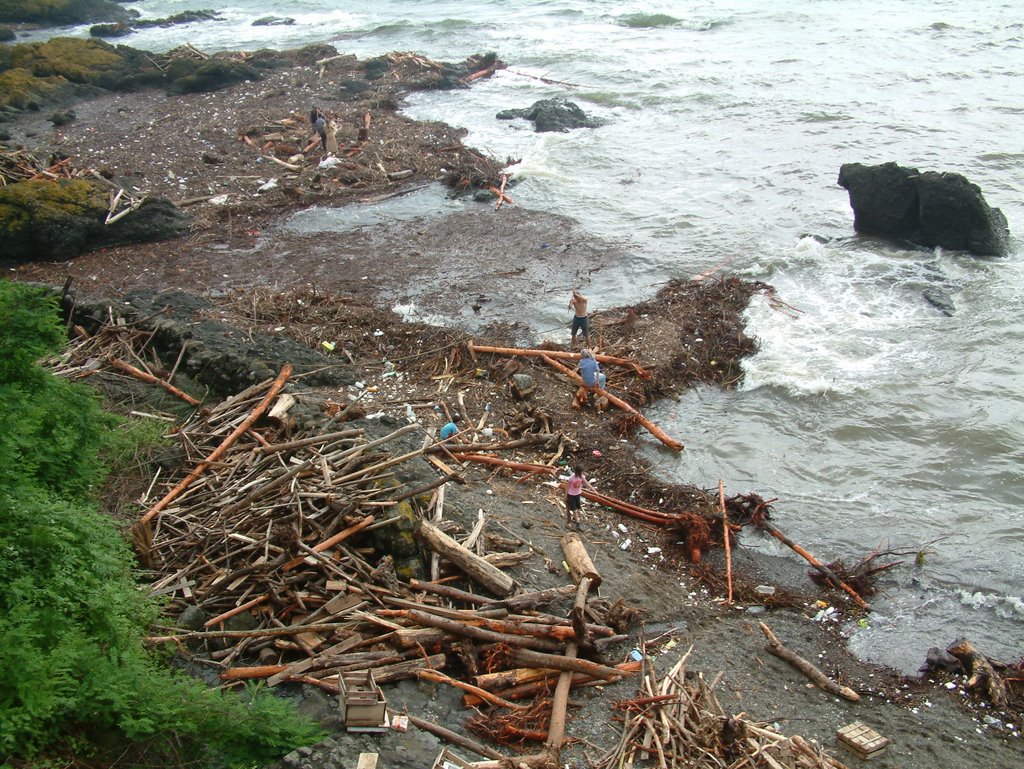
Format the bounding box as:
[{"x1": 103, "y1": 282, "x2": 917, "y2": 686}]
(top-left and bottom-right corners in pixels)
[{"x1": 3, "y1": 35, "x2": 1021, "y2": 769}]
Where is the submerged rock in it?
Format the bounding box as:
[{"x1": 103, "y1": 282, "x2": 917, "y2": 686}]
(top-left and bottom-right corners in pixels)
[
  {"x1": 922, "y1": 288, "x2": 956, "y2": 317},
  {"x1": 91, "y1": 9, "x2": 223, "y2": 38},
  {"x1": 837, "y1": 161, "x2": 1010, "y2": 257},
  {"x1": 252, "y1": 16, "x2": 295, "y2": 27},
  {"x1": 496, "y1": 97, "x2": 600, "y2": 132}
]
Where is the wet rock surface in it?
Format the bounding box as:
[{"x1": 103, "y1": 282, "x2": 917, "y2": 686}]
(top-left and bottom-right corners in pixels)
[
  {"x1": 497, "y1": 97, "x2": 601, "y2": 132},
  {"x1": 66, "y1": 288, "x2": 355, "y2": 396},
  {"x1": 837, "y1": 161, "x2": 1011, "y2": 256}
]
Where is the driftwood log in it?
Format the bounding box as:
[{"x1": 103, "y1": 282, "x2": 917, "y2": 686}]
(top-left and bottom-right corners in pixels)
[
  {"x1": 947, "y1": 638, "x2": 1009, "y2": 708},
  {"x1": 760, "y1": 622, "x2": 860, "y2": 702},
  {"x1": 415, "y1": 520, "x2": 518, "y2": 597}
]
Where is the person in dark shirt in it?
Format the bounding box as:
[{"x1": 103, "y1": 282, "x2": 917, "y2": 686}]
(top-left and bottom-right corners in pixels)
[{"x1": 310, "y1": 107, "x2": 327, "y2": 152}]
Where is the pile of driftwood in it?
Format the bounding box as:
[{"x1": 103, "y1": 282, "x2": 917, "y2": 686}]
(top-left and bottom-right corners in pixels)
[
  {"x1": 236, "y1": 105, "x2": 505, "y2": 196},
  {"x1": 595, "y1": 649, "x2": 851, "y2": 769},
  {"x1": 107, "y1": 365, "x2": 653, "y2": 765},
  {"x1": 55, "y1": 315, "x2": 999, "y2": 767},
  {"x1": 0, "y1": 146, "x2": 74, "y2": 185}
]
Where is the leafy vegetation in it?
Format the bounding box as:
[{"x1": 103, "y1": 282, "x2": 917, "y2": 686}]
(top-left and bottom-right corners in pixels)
[{"x1": 0, "y1": 281, "x2": 325, "y2": 766}]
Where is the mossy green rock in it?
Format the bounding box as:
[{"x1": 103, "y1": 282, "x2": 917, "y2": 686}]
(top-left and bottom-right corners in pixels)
[
  {"x1": 0, "y1": 38, "x2": 162, "y2": 110},
  {"x1": 0, "y1": 179, "x2": 106, "y2": 260},
  {"x1": 0, "y1": 0, "x2": 131, "y2": 25},
  {"x1": 368, "y1": 497, "x2": 424, "y2": 581},
  {"x1": 165, "y1": 58, "x2": 260, "y2": 94},
  {"x1": 0, "y1": 180, "x2": 191, "y2": 262},
  {"x1": 0, "y1": 38, "x2": 268, "y2": 115}
]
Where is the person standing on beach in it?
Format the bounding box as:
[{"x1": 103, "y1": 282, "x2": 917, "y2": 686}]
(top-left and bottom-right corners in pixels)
[
  {"x1": 310, "y1": 107, "x2": 327, "y2": 152},
  {"x1": 565, "y1": 465, "x2": 596, "y2": 530},
  {"x1": 569, "y1": 289, "x2": 590, "y2": 349}
]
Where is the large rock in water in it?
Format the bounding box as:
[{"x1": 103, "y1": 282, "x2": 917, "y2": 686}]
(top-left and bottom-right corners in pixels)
[
  {"x1": 837, "y1": 162, "x2": 1010, "y2": 256},
  {"x1": 496, "y1": 98, "x2": 599, "y2": 132}
]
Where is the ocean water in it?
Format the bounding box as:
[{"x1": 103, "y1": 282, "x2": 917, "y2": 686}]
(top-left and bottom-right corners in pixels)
[{"x1": 42, "y1": 0, "x2": 1024, "y2": 672}]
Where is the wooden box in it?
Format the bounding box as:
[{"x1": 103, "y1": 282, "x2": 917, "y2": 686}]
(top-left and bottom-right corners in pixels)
[
  {"x1": 339, "y1": 671, "x2": 387, "y2": 728},
  {"x1": 432, "y1": 747, "x2": 474, "y2": 769},
  {"x1": 836, "y1": 721, "x2": 889, "y2": 759}
]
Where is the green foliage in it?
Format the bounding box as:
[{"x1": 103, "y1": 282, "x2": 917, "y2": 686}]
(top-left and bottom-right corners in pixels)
[
  {"x1": 0, "y1": 282, "x2": 325, "y2": 765},
  {"x1": 0, "y1": 282, "x2": 116, "y2": 498},
  {"x1": 0, "y1": 280, "x2": 64, "y2": 380},
  {"x1": 0, "y1": 488, "x2": 154, "y2": 755}
]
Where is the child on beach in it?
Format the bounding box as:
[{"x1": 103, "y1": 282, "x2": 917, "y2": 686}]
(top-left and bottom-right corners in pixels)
[{"x1": 565, "y1": 465, "x2": 595, "y2": 531}]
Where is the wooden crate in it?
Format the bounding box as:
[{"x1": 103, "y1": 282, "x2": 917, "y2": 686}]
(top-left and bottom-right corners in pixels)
[
  {"x1": 432, "y1": 747, "x2": 474, "y2": 769},
  {"x1": 339, "y1": 671, "x2": 387, "y2": 727},
  {"x1": 836, "y1": 721, "x2": 889, "y2": 759}
]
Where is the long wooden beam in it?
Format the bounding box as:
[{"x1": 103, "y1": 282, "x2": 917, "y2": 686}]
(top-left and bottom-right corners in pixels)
[{"x1": 468, "y1": 340, "x2": 651, "y2": 378}]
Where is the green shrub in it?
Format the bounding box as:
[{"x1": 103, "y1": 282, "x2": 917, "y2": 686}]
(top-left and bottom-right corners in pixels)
[
  {"x1": 0, "y1": 282, "x2": 117, "y2": 498},
  {"x1": 0, "y1": 281, "x2": 325, "y2": 765}
]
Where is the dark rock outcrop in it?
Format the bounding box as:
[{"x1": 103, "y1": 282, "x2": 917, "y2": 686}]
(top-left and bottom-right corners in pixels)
[
  {"x1": 165, "y1": 57, "x2": 260, "y2": 94},
  {"x1": 361, "y1": 51, "x2": 503, "y2": 92},
  {"x1": 0, "y1": 0, "x2": 132, "y2": 25},
  {"x1": 496, "y1": 97, "x2": 600, "y2": 132},
  {"x1": 0, "y1": 179, "x2": 191, "y2": 262},
  {"x1": 91, "y1": 9, "x2": 223, "y2": 38},
  {"x1": 837, "y1": 162, "x2": 1010, "y2": 256},
  {"x1": 65, "y1": 289, "x2": 355, "y2": 397},
  {"x1": 104, "y1": 196, "x2": 191, "y2": 246}
]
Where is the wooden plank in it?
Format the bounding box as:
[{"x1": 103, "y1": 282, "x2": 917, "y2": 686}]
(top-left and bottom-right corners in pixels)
[
  {"x1": 267, "y1": 633, "x2": 364, "y2": 686},
  {"x1": 355, "y1": 754, "x2": 378, "y2": 769}
]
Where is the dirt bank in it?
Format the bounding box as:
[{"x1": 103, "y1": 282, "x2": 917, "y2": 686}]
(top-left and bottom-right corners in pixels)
[{"x1": 6, "y1": 43, "x2": 1021, "y2": 769}]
